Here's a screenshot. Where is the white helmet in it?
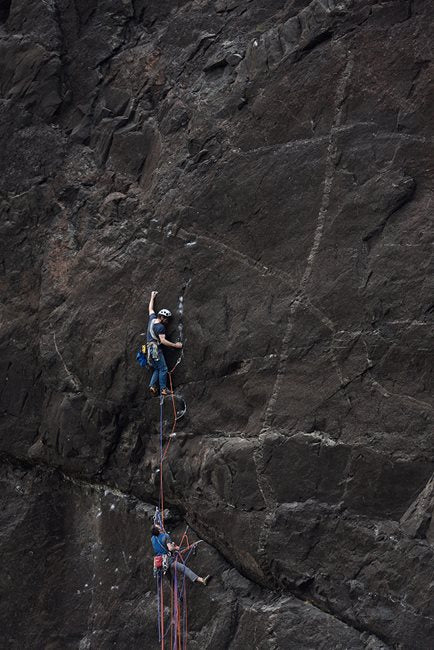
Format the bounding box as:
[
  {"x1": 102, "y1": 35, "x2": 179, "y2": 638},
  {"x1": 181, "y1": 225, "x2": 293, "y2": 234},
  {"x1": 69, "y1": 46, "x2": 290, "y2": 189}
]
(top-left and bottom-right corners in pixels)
[{"x1": 158, "y1": 309, "x2": 172, "y2": 318}]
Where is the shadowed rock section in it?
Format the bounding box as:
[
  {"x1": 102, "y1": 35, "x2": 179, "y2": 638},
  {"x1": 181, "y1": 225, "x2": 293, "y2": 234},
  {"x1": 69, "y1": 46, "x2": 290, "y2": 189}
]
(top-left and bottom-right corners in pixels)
[{"x1": 0, "y1": 0, "x2": 433, "y2": 648}]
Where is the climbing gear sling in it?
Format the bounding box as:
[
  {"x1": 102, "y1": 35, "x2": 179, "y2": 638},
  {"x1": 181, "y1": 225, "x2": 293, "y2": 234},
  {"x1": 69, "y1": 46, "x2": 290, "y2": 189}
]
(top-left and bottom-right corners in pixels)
[
  {"x1": 147, "y1": 317, "x2": 161, "y2": 364},
  {"x1": 153, "y1": 554, "x2": 170, "y2": 577}
]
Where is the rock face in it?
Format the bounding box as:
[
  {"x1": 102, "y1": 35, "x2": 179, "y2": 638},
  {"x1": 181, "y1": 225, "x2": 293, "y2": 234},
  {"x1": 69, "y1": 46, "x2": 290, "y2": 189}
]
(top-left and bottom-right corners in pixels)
[{"x1": 0, "y1": 1, "x2": 433, "y2": 648}]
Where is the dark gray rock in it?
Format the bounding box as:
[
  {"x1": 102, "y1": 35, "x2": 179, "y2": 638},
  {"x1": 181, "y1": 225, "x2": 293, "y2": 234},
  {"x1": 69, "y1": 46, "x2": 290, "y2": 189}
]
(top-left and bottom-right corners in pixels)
[
  {"x1": 0, "y1": 0, "x2": 433, "y2": 647},
  {"x1": 401, "y1": 474, "x2": 434, "y2": 542},
  {"x1": 0, "y1": 459, "x2": 388, "y2": 649}
]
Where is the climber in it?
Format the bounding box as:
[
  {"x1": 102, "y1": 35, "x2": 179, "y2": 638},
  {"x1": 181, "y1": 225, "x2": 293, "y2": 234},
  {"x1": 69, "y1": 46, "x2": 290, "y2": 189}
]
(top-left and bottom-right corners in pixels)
[
  {"x1": 151, "y1": 524, "x2": 211, "y2": 585},
  {"x1": 147, "y1": 290, "x2": 183, "y2": 396}
]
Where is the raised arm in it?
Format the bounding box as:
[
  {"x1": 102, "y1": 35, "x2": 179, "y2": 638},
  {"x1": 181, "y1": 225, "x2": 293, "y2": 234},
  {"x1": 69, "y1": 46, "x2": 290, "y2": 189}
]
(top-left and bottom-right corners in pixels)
[{"x1": 148, "y1": 290, "x2": 158, "y2": 315}]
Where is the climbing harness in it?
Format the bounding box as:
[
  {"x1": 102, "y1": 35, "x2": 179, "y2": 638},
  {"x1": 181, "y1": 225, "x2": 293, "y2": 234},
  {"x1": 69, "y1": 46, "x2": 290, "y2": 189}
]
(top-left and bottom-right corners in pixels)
[{"x1": 147, "y1": 315, "x2": 163, "y2": 363}]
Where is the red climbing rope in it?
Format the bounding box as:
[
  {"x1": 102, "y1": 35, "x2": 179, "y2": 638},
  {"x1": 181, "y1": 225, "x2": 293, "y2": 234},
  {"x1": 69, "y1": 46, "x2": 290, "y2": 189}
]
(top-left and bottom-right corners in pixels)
[
  {"x1": 158, "y1": 364, "x2": 179, "y2": 530},
  {"x1": 154, "y1": 355, "x2": 193, "y2": 650}
]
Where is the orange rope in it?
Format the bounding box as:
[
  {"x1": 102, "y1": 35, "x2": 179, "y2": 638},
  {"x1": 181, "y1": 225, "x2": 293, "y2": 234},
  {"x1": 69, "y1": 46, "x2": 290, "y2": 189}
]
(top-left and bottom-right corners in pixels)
[
  {"x1": 161, "y1": 369, "x2": 179, "y2": 462},
  {"x1": 159, "y1": 367, "x2": 178, "y2": 525},
  {"x1": 178, "y1": 541, "x2": 200, "y2": 555},
  {"x1": 156, "y1": 352, "x2": 191, "y2": 650}
]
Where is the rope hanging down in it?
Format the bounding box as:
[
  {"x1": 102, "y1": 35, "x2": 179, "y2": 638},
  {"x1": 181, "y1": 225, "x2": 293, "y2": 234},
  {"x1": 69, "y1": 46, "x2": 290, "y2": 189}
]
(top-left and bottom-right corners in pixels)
[
  {"x1": 152, "y1": 293, "x2": 199, "y2": 650},
  {"x1": 154, "y1": 385, "x2": 195, "y2": 650}
]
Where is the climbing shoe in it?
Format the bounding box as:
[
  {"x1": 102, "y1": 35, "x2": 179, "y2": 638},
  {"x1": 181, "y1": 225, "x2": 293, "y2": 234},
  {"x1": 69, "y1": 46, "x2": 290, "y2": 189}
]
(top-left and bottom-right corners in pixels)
[
  {"x1": 149, "y1": 386, "x2": 158, "y2": 396},
  {"x1": 160, "y1": 388, "x2": 172, "y2": 397}
]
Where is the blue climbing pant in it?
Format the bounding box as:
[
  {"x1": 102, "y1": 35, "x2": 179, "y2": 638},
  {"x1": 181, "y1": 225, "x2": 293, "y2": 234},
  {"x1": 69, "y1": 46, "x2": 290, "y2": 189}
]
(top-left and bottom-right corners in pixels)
[
  {"x1": 149, "y1": 354, "x2": 168, "y2": 391},
  {"x1": 169, "y1": 557, "x2": 198, "y2": 583}
]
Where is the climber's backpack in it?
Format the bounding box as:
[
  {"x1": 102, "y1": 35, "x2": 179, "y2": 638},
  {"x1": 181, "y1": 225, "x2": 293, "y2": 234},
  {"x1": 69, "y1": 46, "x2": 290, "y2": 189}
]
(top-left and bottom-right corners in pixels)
[{"x1": 136, "y1": 344, "x2": 148, "y2": 368}]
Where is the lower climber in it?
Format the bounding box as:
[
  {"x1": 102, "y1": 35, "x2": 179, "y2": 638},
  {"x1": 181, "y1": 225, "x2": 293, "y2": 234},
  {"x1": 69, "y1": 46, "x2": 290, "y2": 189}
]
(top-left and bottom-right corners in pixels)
[
  {"x1": 147, "y1": 290, "x2": 182, "y2": 396},
  {"x1": 151, "y1": 524, "x2": 211, "y2": 585}
]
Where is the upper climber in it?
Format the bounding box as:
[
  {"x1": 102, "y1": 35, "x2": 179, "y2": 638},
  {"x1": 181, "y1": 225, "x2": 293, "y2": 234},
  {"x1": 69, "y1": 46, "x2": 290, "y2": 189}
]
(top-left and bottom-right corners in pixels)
[
  {"x1": 151, "y1": 524, "x2": 210, "y2": 586},
  {"x1": 147, "y1": 290, "x2": 182, "y2": 396}
]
